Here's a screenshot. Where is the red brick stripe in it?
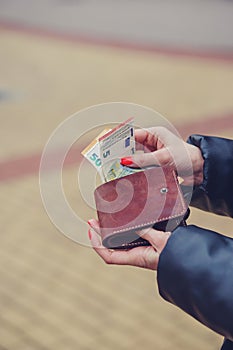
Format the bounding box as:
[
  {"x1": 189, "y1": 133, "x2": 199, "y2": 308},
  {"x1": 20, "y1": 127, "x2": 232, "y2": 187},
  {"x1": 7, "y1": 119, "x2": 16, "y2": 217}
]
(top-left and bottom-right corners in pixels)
[{"x1": 0, "y1": 113, "x2": 232, "y2": 182}]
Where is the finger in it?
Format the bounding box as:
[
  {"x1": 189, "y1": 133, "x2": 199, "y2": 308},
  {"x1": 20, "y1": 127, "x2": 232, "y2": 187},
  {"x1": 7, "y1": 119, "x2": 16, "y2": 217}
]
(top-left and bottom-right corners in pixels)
[
  {"x1": 135, "y1": 127, "x2": 183, "y2": 150},
  {"x1": 134, "y1": 129, "x2": 151, "y2": 150},
  {"x1": 137, "y1": 227, "x2": 171, "y2": 254},
  {"x1": 89, "y1": 229, "x2": 158, "y2": 270},
  {"x1": 121, "y1": 148, "x2": 172, "y2": 168},
  {"x1": 134, "y1": 129, "x2": 159, "y2": 152},
  {"x1": 89, "y1": 228, "x2": 135, "y2": 265},
  {"x1": 87, "y1": 218, "x2": 101, "y2": 235}
]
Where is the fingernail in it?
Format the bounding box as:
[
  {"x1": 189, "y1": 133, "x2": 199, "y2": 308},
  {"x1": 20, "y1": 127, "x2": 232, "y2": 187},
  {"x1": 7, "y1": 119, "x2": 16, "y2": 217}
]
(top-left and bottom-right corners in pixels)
[
  {"x1": 120, "y1": 157, "x2": 133, "y2": 166},
  {"x1": 88, "y1": 229, "x2": 92, "y2": 240},
  {"x1": 87, "y1": 219, "x2": 94, "y2": 228}
]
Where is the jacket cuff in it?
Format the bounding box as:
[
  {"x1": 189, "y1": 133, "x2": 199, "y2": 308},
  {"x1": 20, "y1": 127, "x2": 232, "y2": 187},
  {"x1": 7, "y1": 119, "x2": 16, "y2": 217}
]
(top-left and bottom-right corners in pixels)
[{"x1": 187, "y1": 134, "x2": 233, "y2": 216}]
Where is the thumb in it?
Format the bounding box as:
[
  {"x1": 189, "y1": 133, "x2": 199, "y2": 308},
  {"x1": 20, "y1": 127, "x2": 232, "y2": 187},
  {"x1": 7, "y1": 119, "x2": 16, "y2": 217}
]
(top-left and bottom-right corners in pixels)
[
  {"x1": 138, "y1": 228, "x2": 171, "y2": 254},
  {"x1": 121, "y1": 148, "x2": 172, "y2": 169}
]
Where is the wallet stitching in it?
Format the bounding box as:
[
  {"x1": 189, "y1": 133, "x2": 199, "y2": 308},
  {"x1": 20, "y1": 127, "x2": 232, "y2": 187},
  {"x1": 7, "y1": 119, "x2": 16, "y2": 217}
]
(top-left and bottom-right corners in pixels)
[
  {"x1": 121, "y1": 241, "x2": 149, "y2": 247},
  {"x1": 107, "y1": 171, "x2": 187, "y2": 235}
]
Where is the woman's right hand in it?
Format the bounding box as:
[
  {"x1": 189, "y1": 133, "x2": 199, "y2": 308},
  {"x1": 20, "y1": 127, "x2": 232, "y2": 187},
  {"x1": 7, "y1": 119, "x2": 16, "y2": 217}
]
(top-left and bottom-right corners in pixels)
[{"x1": 121, "y1": 127, "x2": 204, "y2": 186}]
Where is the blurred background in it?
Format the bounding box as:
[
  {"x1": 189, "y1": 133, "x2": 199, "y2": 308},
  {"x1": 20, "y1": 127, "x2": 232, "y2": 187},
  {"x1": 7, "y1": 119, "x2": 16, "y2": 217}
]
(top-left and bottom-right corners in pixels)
[{"x1": 0, "y1": 0, "x2": 233, "y2": 349}]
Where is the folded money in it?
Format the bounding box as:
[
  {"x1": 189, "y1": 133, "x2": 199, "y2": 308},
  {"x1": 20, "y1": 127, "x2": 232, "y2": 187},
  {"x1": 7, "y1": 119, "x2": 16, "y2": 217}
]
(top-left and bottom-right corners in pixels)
[
  {"x1": 82, "y1": 118, "x2": 141, "y2": 183},
  {"x1": 81, "y1": 128, "x2": 110, "y2": 182}
]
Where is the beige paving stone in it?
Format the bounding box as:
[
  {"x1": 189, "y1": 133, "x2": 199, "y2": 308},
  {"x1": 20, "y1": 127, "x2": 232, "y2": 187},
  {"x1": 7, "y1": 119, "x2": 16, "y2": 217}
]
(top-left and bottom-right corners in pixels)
[{"x1": 0, "y1": 26, "x2": 232, "y2": 350}]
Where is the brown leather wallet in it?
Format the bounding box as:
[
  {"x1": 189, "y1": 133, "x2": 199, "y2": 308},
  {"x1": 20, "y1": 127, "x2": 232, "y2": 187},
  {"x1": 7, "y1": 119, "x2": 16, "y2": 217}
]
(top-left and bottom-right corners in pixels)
[{"x1": 94, "y1": 166, "x2": 188, "y2": 249}]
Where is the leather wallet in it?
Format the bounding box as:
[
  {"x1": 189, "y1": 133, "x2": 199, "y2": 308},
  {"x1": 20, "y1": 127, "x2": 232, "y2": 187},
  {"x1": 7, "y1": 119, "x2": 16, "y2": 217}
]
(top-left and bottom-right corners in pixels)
[{"x1": 94, "y1": 166, "x2": 188, "y2": 249}]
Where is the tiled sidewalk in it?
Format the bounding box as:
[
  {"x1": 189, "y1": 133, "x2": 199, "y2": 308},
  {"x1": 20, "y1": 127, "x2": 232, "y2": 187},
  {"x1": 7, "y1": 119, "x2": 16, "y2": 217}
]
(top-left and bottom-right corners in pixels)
[{"x1": 0, "y1": 25, "x2": 232, "y2": 350}]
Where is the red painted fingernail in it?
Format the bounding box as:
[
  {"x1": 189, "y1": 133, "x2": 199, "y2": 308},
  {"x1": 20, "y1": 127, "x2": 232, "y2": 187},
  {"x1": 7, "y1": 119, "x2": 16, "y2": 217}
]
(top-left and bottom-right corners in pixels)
[
  {"x1": 120, "y1": 157, "x2": 133, "y2": 166},
  {"x1": 87, "y1": 220, "x2": 93, "y2": 228},
  {"x1": 88, "y1": 229, "x2": 92, "y2": 240}
]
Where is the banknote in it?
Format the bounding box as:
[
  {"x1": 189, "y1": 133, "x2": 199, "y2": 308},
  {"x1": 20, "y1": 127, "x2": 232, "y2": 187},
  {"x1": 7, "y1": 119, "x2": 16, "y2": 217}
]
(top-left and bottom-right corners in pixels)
[
  {"x1": 98, "y1": 118, "x2": 140, "y2": 182},
  {"x1": 82, "y1": 119, "x2": 141, "y2": 183},
  {"x1": 81, "y1": 128, "x2": 110, "y2": 182}
]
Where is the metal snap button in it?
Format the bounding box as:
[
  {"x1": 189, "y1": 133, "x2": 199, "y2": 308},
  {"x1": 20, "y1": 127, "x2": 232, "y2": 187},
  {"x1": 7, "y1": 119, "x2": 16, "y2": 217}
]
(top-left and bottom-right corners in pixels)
[{"x1": 160, "y1": 187, "x2": 168, "y2": 194}]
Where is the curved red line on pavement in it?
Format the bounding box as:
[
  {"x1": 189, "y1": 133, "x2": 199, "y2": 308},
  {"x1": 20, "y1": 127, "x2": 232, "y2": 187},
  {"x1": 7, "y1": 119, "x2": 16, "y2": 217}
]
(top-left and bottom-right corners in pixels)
[
  {"x1": 0, "y1": 113, "x2": 232, "y2": 182},
  {"x1": 0, "y1": 20, "x2": 233, "y2": 63}
]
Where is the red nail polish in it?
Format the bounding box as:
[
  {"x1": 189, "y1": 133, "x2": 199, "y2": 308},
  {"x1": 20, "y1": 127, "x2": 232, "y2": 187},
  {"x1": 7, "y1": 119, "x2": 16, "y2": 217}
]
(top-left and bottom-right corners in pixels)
[
  {"x1": 88, "y1": 230, "x2": 92, "y2": 240},
  {"x1": 120, "y1": 157, "x2": 133, "y2": 166},
  {"x1": 87, "y1": 220, "x2": 95, "y2": 229}
]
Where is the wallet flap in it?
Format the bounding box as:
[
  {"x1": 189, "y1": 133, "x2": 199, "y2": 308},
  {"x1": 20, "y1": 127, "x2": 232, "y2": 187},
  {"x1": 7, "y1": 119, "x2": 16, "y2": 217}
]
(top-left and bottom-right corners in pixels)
[{"x1": 94, "y1": 166, "x2": 187, "y2": 248}]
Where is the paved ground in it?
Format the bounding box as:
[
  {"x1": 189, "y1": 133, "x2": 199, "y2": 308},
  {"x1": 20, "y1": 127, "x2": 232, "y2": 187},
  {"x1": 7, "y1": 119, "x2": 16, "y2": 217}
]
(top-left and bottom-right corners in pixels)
[
  {"x1": 1, "y1": 0, "x2": 233, "y2": 54},
  {"x1": 0, "y1": 1, "x2": 233, "y2": 349}
]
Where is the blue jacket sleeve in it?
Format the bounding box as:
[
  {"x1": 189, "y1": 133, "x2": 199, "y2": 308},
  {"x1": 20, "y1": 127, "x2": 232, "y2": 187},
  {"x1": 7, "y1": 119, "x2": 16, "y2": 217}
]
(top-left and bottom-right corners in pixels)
[
  {"x1": 222, "y1": 339, "x2": 233, "y2": 350},
  {"x1": 187, "y1": 135, "x2": 233, "y2": 217},
  {"x1": 157, "y1": 225, "x2": 233, "y2": 341},
  {"x1": 157, "y1": 135, "x2": 233, "y2": 349}
]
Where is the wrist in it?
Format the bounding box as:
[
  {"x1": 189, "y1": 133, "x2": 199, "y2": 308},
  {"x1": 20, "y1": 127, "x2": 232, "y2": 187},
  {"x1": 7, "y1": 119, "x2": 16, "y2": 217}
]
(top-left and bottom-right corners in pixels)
[{"x1": 190, "y1": 145, "x2": 204, "y2": 186}]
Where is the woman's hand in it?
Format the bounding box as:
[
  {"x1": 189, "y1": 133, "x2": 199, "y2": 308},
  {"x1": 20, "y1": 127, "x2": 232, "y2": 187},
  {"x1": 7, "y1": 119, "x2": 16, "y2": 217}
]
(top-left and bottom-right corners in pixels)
[
  {"x1": 88, "y1": 219, "x2": 171, "y2": 271},
  {"x1": 121, "y1": 127, "x2": 204, "y2": 186}
]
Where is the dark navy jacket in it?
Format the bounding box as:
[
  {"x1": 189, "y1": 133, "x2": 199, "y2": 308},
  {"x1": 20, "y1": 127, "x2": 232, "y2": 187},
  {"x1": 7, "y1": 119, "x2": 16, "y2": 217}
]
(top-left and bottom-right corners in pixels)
[{"x1": 157, "y1": 135, "x2": 233, "y2": 350}]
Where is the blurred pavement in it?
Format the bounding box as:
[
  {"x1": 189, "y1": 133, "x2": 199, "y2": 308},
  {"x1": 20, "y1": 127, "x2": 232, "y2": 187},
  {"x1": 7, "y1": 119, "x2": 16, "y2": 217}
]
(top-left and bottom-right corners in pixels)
[{"x1": 0, "y1": 1, "x2": 232, "y2": 349}]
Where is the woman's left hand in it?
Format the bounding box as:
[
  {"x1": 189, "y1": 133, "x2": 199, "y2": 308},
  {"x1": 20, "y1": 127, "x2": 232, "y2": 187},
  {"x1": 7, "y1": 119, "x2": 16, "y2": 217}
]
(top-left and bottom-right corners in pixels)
[{"x1": 88, "y1": 219, "x2": 171, "y2": 271}]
